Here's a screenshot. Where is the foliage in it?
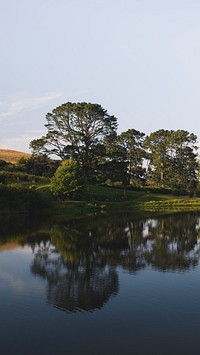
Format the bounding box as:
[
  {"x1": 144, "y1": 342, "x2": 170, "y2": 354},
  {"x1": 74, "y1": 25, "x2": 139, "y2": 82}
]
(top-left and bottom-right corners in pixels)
[
  {"x1": 144, "y1": 129, "x2": 198, "y2": 191},
  {"x1": 0, "y1": 170, "x2": 49, "y2": 185},
  {"x1": 117, "y1": 129, "x2": 146, "y2": 185},
  {"x1": 29, "y1": 101, "x2": 200, "y2": 192},
  {"x1": 0, "y1": 159, "x2": 14, "y2": 171},
  {"x1": 17, "y1": 155, "x2": 60, "y2": 177},
  {"x1": 0, "y1": 184, "x2": 49, "y2": 213},
  {"x1": 0, "y1": 99, "x2": 199, "y2": 199},
  {"x1": 30, "y1": 102, "x2": 118, "y2": 179},
  {"x1": 51, "y1": 159, "x2": 86, "y2": 198},
  {"x1": 95, "y1": 161, "x2": 128, "y2": 185}
]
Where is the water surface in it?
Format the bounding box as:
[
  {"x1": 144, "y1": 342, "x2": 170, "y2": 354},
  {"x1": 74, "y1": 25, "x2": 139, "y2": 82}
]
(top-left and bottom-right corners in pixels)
[{"x1": 1, "y1": 212, "x2": 200, "y2": 354}]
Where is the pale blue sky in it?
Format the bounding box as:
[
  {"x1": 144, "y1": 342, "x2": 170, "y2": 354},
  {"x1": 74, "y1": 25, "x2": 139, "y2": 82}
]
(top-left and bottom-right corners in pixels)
[{"x1": 1, "y1": 0, "x2": 200, "y2": 152}]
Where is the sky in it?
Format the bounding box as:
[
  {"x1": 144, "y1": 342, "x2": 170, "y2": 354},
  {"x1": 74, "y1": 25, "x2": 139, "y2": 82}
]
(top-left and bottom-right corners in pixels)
[{"x1": 1, "y1": 0, "x2": 200, "y2": 153}]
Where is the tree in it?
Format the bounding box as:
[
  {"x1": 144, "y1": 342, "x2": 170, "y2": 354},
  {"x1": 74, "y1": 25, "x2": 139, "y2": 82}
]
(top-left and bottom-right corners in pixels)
[
  {"x1": 144, "y1": 129, "x2": 198, "y2": 191},
  {"x1": 170, "y1": 130, "x2": 198, "y2": 192},
  {"x1": 30, "y1": 102, "x2": 118, "y2": 179},
  {"x1": 144, "y1": 130, "x2": 170, "y2": 185},
  {"x1": 95, "y1": 134, "x2": 128, "y2": 185},
  {"x1": 51, "y1": 159, "x2": 85, "y2": 198},
  {"x1": 117, "y1": 129, "x2": 146, "y2": 185},
  {"x1": 17, "y1": 156, "x2": 60, "y2": 177},
  {"x1": 95, "y1": 129, "x2": 146, "y2": 186},
  {"x1": 95, "y1": 161, "x2": 128, "y2": 185}
]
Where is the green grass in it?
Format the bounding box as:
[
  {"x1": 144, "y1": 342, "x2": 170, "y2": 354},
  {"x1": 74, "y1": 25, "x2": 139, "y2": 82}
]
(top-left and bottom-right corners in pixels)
[
  {"x1": 5, "y1": 179, "x2": 200, "y2": 218},
  {"x1": 3, "y1": 181, "x2": 198, "y2": 218},
  {"x1": 41, "y1": 184, "x2": 200, "y2": 218},
  {"x1": 86, "y1": 185, "x2": 142, "y2": 201},
  {"x1": 142, "y1": 198, "x2": 200, "y2": 211}
]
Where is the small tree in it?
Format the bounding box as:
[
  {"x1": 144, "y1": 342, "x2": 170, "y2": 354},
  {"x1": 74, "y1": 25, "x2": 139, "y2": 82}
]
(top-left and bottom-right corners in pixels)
[{"x1": 51, "y1": 159, "x2": 85, "y2": 198}]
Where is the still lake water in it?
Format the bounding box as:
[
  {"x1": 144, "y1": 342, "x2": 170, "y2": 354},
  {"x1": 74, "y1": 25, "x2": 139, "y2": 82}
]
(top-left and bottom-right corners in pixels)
[{"x1": 1, "y1": 211, "x2": 200, "y2": 355}]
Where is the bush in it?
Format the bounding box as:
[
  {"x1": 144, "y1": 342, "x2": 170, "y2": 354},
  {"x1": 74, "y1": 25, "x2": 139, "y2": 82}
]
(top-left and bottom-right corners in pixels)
[
  {"x1": 0, "y1": 184, "x2": 49, "y2": 214},
  {"x1": 51, "y1": 159, "x2": 86, "y2": 198}
]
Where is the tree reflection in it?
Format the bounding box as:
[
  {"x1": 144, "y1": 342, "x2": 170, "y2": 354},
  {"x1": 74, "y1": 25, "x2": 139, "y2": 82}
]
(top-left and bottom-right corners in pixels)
[
  {"x1": 28, "y1": 212, "x2": 200, "y2": 312},
  {"x1": 30, "y1": 231, "x2": 118, "y2": 312},
  {"x1": 142, "y1": 214, "x2": 200, "y2": 271}
]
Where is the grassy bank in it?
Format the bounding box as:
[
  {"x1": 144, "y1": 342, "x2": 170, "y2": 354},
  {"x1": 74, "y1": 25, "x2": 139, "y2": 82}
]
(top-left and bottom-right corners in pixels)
[
  {"x1": 43, "y1": 185, "x2": 200, "y2": 219},
  {"x1": 1, "y1": 183, "x2": 200, "y2": 218}
]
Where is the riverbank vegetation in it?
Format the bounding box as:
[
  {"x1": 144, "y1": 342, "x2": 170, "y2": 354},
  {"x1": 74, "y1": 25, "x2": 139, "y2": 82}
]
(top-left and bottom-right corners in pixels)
[{"x1": 1, "y1": 101, "x2": 200, "y2": 216}]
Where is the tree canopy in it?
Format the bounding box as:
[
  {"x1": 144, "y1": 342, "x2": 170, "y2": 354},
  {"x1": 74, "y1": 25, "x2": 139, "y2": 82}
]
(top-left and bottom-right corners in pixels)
[
  {"x1": 118, "y1": 129, "x2": 146, "y2": 185},
  {"x1": 29, "y1": 101, "x2": 199, "y2": 192},
  {"x1": 30, "y1": 102, "x2": 118, "y2": 178},
  {"x1": 144, "y1": 129, "x2": 198, "y2": 191}
]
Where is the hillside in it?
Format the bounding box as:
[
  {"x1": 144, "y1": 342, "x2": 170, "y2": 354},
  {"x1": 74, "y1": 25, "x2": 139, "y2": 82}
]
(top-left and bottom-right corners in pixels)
[{"x1": 0, "y1": 149, "x2": 31, "y2": 164}]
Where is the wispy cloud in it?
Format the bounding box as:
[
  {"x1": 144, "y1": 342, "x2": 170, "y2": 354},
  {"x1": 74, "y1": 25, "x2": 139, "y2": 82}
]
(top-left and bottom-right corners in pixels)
[
  {"x1": 0, "y1": 92, "x2": 64, "y2": 119},
  {"x1": 0, "y1": 130, "x2": 45, "y2": 152},
  {"x1": 0, "y1": 90, "x2": 90, "y2": 151},
  {"x1": 0, "y1": 270, "x2": 26, "y2": 292}
]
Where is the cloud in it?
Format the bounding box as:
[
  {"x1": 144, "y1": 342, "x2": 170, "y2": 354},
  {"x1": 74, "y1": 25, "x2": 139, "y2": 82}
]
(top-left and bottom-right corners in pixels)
[
  {"x1": 0, "y1": 90, "x2": 90, "y2": 151},
  {"x1": 0, "y1": 270, "x2": 26, "y2": 292},
  {"x1": 0, "y1": 92, "x2": 64, "y2": 119},
  {"x1": 0, "y1": 130, "x2": 45, "y2": 152}
]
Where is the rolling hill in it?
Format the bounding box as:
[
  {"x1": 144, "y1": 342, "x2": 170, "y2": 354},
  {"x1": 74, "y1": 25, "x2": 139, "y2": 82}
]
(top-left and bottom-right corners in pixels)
[{"x1": 0, "y1": 149, "x2": 31, "y2": 164}]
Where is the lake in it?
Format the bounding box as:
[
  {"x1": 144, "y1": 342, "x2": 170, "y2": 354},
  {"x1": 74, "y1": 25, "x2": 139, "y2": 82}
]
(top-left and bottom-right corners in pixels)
[{"x1": 1, "y1": 211, "x2": 200, "y2": 355}]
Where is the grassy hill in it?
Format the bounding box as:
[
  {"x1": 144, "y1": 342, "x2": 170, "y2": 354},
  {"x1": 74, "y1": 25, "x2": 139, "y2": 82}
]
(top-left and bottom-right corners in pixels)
[{"x1": 0, "y1": 149, "x2": 31, "y2": 164}]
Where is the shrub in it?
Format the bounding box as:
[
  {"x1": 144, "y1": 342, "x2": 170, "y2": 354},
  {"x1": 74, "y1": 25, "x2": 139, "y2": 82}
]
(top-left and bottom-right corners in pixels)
[
  {"x1": 51, "y1": 159, "x2": 86, "y2": 198},
  {"x1": 0, "y1": 184, "x2": 49, "y2": 213}
]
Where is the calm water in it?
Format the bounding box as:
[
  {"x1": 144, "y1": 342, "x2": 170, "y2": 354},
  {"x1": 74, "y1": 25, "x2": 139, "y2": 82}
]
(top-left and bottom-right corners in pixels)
[{"x1": 1, "y1": 212, "x2": 200, "y2": 355}]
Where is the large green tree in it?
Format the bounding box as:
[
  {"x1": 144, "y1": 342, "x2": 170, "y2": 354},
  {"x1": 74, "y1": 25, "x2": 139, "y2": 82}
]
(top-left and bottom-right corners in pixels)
[
  {"x1": 144, "y1": 129, "x2": 198, "y2": 191},
  {"x1": 95, "y1": 134, "x2": 128, "y2": 185},
  {"x1": 30, "y1": 102, "x2": 118, "y2": 179},
  {"x1": 94, "y1": 129, "x2": 146, "y2": 186}
]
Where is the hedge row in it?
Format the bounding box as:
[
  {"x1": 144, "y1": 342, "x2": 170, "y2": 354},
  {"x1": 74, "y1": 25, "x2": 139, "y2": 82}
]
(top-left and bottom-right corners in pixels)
[
  {"x1": 0, "y1": 184, "x2": 50, "y2": 214},
  {"x1": 0, "y1": 170, "x2": 49, "y2": 184}
]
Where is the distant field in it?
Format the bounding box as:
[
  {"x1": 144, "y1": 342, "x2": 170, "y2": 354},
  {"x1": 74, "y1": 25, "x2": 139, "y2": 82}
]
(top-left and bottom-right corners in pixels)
[{"x1": 0, "y1": 149, "x2": 31, "y2": 164}]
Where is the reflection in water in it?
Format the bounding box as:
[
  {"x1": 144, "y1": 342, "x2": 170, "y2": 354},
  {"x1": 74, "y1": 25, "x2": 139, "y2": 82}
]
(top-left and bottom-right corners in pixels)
[
  {"x1": 127, "y1": 213, "x2": 200, "y2": 271},
  {"x1": 29, "y1": 212, "x2": 200, "y2": 313},
  {"x1": 30, "y1": 241, "x2": 118, "y2": 312},
  {"x1": 2, "y1": 212, "x2": 200, "y2": 355},
  {"x1": 1, "y1": 212, "x2": 200, "y2": 314}
]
